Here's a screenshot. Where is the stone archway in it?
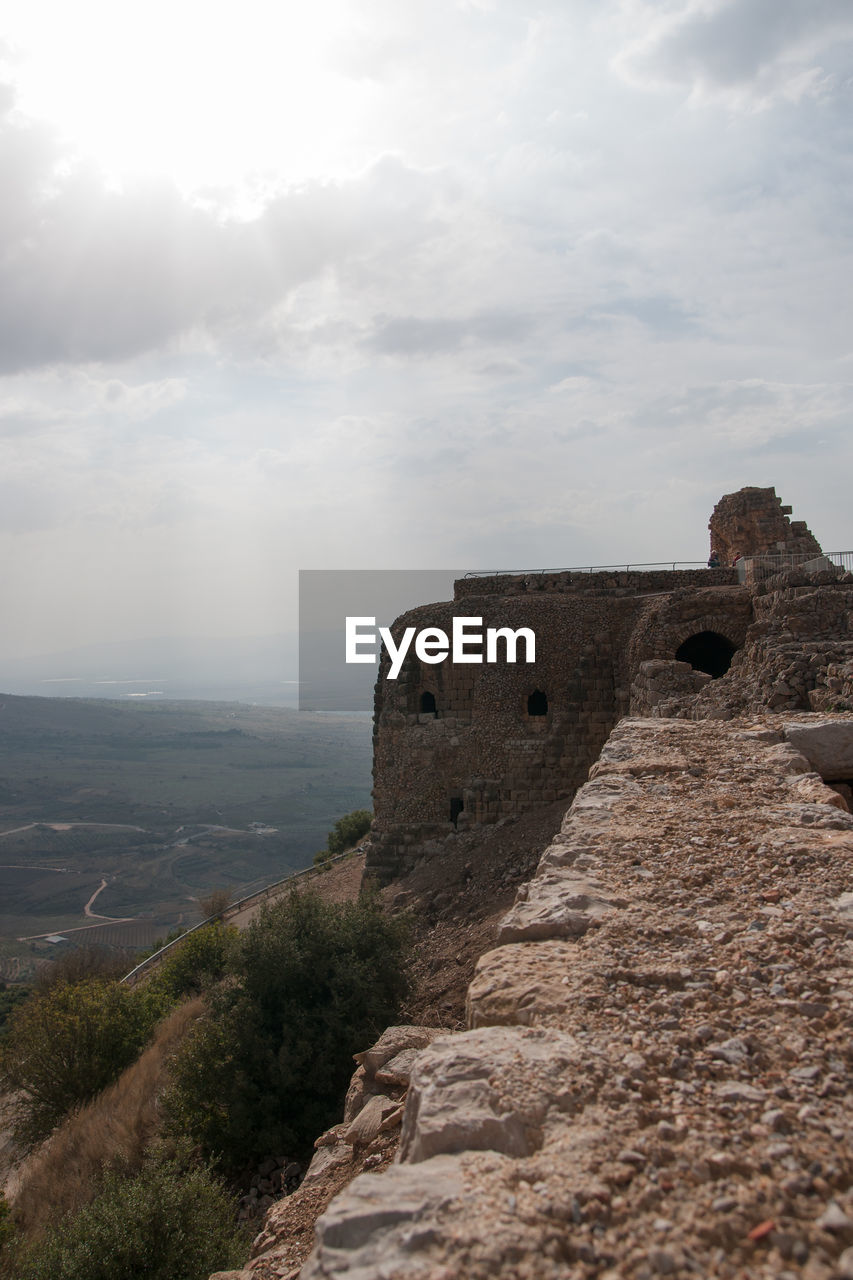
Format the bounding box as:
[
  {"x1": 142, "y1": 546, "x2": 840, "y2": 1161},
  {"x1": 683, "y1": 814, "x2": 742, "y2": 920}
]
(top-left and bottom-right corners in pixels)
[
  {"x1": 675, "y1": 630, "x2": 737, "y2": 679},
  {"x1": 627, "y1": 595, "x2": 752, "y2": 685}
]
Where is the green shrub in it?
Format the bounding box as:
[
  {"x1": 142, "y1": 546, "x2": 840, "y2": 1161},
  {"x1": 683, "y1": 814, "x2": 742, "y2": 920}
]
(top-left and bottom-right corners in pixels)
[
  {"x1": 312, "y1": 809, "x2": 372, "y2": 868},
  {"x1": 0, "y1": 979, "x2": 166, "y2": 1147},
  {"x1": 9, "y1": 1151, "x2": 248, "y2": 1280},
  {"x1": 326, "y1": 809, "x2": 372, "y2": 856},
  {"x1": 0, "y1": 984, "x2": 31, "y2": 1040},
  {"x1": 0, "y1": 1192, "x2": 14, "y2": 1256},
  {"x1": 149, "y1": 923, "x2": 239, "y2": 1002},
  {"x1": 163, "y1": 888, "x2": 409, "y2": 1171}
]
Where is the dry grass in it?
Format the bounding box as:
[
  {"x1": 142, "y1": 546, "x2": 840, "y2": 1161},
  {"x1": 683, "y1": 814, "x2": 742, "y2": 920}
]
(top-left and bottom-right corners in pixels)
[{"x1": 8, "y1": 996, "x2": 204, "y2": 1238}]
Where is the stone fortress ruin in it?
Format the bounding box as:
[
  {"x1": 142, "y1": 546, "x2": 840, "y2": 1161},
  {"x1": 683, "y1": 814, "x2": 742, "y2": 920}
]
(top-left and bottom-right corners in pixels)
[
  {"x1": 227, "y1": 484, "x2": 853, "y2": 1278},
  {"x1": 368, "y1": 487, "x2": 853, "y2": 884}
]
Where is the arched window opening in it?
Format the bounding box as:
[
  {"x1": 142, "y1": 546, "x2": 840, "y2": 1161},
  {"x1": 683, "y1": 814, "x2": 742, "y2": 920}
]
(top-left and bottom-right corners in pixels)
[
  {"x1": 420, "y1": 691, "x2": 437, "y2": 714},
  {"x1": 527, "y1": 690, "x2": 548, "y2": 716},
  {"x1": 449, "y1": 795, "x2": 464, "y2": 825},
  {"x1": 675, "y1": 630, "x2": 737, "y2": 679}
]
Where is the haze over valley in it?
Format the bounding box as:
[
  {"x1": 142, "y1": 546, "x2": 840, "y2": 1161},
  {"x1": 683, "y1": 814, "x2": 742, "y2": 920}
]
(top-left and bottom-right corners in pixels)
[
  {"x1": 0, "y1": 692, "x2": 372, "y2": 980},
  {"x1": 0, "y1": 635, "x2": 301, "y2": 706}
]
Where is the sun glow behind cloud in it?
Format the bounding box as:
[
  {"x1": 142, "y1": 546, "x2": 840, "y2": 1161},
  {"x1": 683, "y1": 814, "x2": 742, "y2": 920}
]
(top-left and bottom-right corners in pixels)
[
  {"x1": 3, "y1": 0, "x2": 374, "y2": 202},
  {"x1": 1, "y1": 0, "x2": 852, "y2": 661}
]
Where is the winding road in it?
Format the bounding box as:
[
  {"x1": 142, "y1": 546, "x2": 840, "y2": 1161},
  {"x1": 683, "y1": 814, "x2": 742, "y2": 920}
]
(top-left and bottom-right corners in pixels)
[{"x1": 83, "y1": 878, "x2": 121, "y2": 920}]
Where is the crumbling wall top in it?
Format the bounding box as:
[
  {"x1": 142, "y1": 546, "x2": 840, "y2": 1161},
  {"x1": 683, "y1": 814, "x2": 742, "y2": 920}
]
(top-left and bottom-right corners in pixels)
[
  {"x1": 454, "y1": 566, "x2": 737, "y2": 600},
  {"x1": 709, "y1": 485, "x2": 822, "y2": 566}
]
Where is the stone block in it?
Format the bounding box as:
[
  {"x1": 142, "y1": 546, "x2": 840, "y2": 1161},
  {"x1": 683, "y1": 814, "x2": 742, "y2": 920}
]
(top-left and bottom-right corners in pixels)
[
  {"x1": 355, "y1": 1025, "x2": 450, "y2": 1076},
  {"x1": 495, "y1": 870, "x2": 628, "y2": 944},
  {"x1": 561, "y1": 774, "x2": 641, "y2": 830},
  {"x1": 300, "y1": 1158, "x2": 462, "y2": 1278},
  {"x1": 467, "y1": 940, "x2": 589, "y2": 1028},
  {"x1": 343, "y1": 1094, "x2": 402, "y2": 1147},
  {"x1": 398, "y1": 1026, "x2": 593, "y2": 1163},
  {"x1": 784, "y1": 720, "x2": 853, "y2": 778},
  {"x1": 760, "y1": 743, "x2": 812, "y2": 775},
  {"x1": 788, "y1": 773, "x2": 850, "y2": 810}
]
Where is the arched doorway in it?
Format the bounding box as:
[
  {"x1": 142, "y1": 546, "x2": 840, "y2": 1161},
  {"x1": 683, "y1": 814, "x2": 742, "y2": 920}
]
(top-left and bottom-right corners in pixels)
[{"x1": 675, "y1": 631, "x2": 737, "y2": 679}]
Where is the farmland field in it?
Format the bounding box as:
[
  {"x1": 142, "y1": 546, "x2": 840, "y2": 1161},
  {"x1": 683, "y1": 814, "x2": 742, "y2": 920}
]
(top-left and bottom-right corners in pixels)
[{"x1": 0, "y1": 693, "x2": 372, "y2": 975}]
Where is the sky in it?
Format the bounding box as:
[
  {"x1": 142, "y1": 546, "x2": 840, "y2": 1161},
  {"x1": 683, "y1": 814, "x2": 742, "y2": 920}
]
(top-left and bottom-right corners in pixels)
[{"x1": 1, "y1": 0, "x2": 852, "y2": 663}]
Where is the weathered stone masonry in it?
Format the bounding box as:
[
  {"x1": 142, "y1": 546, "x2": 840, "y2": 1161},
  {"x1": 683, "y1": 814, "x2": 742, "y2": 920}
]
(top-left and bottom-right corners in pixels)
[
  {"x1": 369, "y1": 571, "x2": 750, "y2": 884},
  {"x1": 367, "y1": 488, "x2": 845, "y2": 886},
  {"x1": 708, "y1": 486, "x2": 822, "y2": 567},
  {"x1": 221, "y1": 489, "x2": 851, "y2": 1279},
  {"x1": 299, "y1": 713, "x2": 853, "y2": 1280},
  {"x1": 371, "y1": 591, "x2": 633, "y2": 876}
]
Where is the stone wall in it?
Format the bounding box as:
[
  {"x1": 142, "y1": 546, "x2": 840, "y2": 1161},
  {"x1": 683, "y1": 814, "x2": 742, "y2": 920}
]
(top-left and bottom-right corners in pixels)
[
  {"x1": 368, "y1": 579, "x2": 752, "y2": 884},
  {"x1": 629, "y1": 659, "x2": 711, "y2": 717},
  {"x1": 674, "y1": 566, "x2": 853, "y2": 720},
  {"x1": 366, "y1": 488, "x2": 837, "y2": 885},
  {"x1": 626, "y1": 586, "x2": 753, "y2": 677},
  {"x1": 295, "y1": 713, "x2": 853, "y2": 1280},
  {"x1": 708, "y1": 486, "x2": 822, "y2": 566},
  {"x1": 368, "y1": 592, "x2": 641, "y2": 883},
  {"x1": 810, "y1": 660, "x2": 853, "y2": 714},
  {"x1": 455, "y1": 567, "x2": 738, "y2": 601}
]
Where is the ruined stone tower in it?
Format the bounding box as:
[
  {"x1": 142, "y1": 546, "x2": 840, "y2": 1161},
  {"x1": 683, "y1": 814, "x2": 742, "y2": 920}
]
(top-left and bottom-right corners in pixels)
[
  {"x1": 708, "y1": 485, "x2": 822, "y2": 565},
  {"x1": 366, "y1": 488, "x2": 850, "y2": 884}
]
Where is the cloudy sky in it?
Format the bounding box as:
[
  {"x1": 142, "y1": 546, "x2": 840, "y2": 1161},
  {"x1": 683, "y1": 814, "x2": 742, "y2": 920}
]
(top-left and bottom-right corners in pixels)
[{"x1": 1, "y1": 0, "x2": 851, "y2": 662}]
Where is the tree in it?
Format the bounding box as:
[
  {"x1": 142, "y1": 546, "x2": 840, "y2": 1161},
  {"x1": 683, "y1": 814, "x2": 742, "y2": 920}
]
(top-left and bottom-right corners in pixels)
[
  {"x1": 149, "y1": 923, "x2": 239, "y2": 1002},
  {"x1": 326, "y1": 809, "x2": 372, "y2": 856},
  {"x1": 163, "y1": 888, "x2": 409, "y2": 1171},
  {"x1": 0, "y1": 979, "x2": 164, "y2": 1147},
  {"x1": 197, "y1": 888, "x2": 232, "y2": 921},
  {"x1": 0, "y1": 983, "x2": 31, "y2": 1040},
  {"x1": 0, "y1": 1192, "x2": 13, "y2": 1257},
  {"x1": 9, "y1": 1151, "x2": 248, "y2": 1280},
  {"x1": 35, "y1": 946, "x2": 132, "y2": 991}
]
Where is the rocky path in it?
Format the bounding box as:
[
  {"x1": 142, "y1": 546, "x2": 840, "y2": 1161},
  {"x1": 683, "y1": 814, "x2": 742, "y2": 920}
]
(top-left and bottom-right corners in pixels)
[{"x1": 280, "y1": 714, "x2": 853, "y2": 1280}]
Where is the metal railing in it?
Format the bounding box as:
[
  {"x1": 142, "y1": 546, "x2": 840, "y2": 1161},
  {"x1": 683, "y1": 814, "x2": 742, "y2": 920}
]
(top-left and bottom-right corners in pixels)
[
  {"x1": 463, "y1": 561, "x2": 710, "y2": 577},
  {"x1": 120, "y1": 846, "x2": 363, "y2": 986},
  {"x1": 463, "y1": 551, "x2": 852, "y2": 581},
  {"x1": 737, "y1": 550, "x2": 853, "y2": 584}
]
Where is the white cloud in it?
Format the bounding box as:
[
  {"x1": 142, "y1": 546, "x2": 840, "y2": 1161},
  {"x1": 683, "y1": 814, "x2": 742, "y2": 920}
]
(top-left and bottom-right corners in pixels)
[
  {"x1": 613, "y1": 0, "x2": 853, "y2": 108},
  {"x1": 0, "y1": 96, "x2": 459, "y2": 372},
  {"x1": 1, "y1": 2, "x2": 852, "y2": 655}
]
